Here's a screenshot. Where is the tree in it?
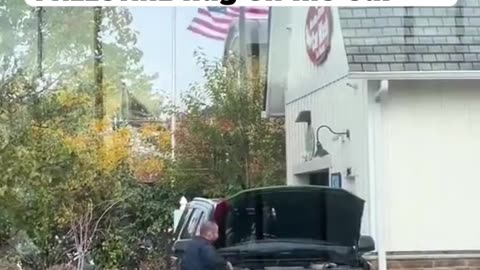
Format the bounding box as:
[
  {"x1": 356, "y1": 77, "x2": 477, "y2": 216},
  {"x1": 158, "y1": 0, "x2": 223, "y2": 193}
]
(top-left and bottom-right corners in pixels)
[
  {"x1": 0, "y1": 75, "x2": 124, "y2": 267},
  {"x1": 0, "y1": 3, "x2": 172, "y2": 266},
  {"x1": 0, "y1": 70, "x2": 173, "y2": 268},
  {"x1": 0, "y1": 1, "x2": 162, "y2": 117},
  {"x1": 172, "y1": 52, "x2": 286, "y2": 198}
]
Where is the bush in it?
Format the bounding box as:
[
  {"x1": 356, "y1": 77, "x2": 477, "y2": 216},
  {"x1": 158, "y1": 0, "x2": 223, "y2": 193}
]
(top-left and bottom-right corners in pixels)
[
  {"x1": 0, "y1": 210, "x2": 12, "y2": 246},
  {"x1": 47, "y1": 264, "x2": 76, "y2": 270},
  {"x1": 91, "y1": 182, "x2": 179, "y2": 269},
  {"x1": 0, "y1": 256, "x2": 19, "y2": 270}
]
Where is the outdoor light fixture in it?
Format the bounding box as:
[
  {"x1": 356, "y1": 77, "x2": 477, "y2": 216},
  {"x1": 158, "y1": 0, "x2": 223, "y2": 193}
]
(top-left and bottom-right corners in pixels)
[
  {"x1": 315, "y1": 125, "x2": 350, "y2": 157},
  {"x1": 295, "y1": 110, "x2": 311, "y2": 126},
  {"x1": 315, "y1": 140, "x2": 330, "y2": 158},
  {"x1": 295, "y1": 110, "x2": 350, "y2": 160}
]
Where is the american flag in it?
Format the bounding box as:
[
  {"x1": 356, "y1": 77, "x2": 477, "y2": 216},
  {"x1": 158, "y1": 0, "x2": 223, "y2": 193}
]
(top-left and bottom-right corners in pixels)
[{"x1": 187, "y1": 7, "x2": 270, "y2": 41}]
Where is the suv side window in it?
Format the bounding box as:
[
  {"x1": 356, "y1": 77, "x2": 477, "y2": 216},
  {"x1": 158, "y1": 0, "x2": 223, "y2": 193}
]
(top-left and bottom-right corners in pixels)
[
  {"x1": 175, "y1": 207, "x2": 193, "y2": 239},
  {"x1": 195, "y1": 211, "x2": 208, "y2": 236},
  {"x1": 181, "y1": 208, "x2": 205, "y2": 239}
]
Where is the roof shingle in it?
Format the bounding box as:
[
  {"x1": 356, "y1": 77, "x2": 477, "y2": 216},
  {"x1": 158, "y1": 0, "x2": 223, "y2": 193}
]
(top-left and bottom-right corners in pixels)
[{"x1": 340, "y1": 0, "x2": 480, "y2": 72}]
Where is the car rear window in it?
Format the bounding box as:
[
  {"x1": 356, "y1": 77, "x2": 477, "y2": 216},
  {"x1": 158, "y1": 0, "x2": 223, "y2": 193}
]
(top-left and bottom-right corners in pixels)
[
  {"x1": 225, "y1": 198, "x2": 316, "y2": 245},
  {"x1": 219, "y1": 190, "x2": 362, "y2": 247}
]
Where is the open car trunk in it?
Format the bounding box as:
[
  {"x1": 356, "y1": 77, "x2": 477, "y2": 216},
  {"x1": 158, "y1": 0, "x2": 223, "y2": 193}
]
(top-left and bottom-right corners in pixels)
[{"x1": 213, "y1": 186, "x2": 366, "y2": 269}]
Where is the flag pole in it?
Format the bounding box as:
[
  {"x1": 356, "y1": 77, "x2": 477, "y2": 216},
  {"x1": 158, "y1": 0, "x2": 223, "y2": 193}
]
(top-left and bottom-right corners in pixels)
[
  {"x1": 239, "y1": 7, "x2": 247, "y2": 76},
  {"x1": 37, "y1": 7, "x2": 44, "y2": 79},
  {"x1": 238, "y1": 7, "x2": 250, "y2": 188},
  {"x1": 171, "y1": 7, "x2": 177, "y2": 160},
  {"x1": 94, "y1": 7, "x2": 104, "y2": 121}
]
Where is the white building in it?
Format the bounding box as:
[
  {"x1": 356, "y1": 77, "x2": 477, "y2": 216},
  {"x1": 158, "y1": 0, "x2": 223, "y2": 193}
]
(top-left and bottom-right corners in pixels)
[{"x1": 265, "y1": 3, "x2": 480, "y2": 270}]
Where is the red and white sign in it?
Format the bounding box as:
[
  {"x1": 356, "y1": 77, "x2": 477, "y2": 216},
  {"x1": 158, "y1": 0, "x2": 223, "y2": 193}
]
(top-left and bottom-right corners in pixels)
[{"x1": 305, "y1": 7, "x2": 333, "y2": 66}]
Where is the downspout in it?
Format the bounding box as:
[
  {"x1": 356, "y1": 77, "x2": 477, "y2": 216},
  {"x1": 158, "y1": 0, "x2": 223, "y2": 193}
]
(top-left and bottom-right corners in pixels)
[
  {"x1": 367, "y1": 80, "x2": 377, "y2": 258},
  {"x1": 374, "y1": 80, "x2": 389, "y2": 102},
  {"x1": 372, "y1": 80, "x2": 388, "y2": 270}
]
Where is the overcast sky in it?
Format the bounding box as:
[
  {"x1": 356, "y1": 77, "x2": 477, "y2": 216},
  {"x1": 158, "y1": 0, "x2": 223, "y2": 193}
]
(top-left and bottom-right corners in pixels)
[{"x1": 129, "y1": 7, "x2": 225, "y2": 103}]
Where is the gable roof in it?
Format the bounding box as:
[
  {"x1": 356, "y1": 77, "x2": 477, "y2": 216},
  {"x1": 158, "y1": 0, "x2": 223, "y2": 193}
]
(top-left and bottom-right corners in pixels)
[{"x1": 340, "y1": 0, "x2": 480, "y2": 72}]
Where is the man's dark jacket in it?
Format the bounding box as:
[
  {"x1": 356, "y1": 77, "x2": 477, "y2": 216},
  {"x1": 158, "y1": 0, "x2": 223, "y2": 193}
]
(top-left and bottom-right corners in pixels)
[{"x1": 181, "y1": 237, "x2": 227, "y2": 270}]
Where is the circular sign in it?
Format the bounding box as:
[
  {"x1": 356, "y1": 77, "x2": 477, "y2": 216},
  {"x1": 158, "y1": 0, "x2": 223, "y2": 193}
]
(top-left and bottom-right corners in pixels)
[{"x1": 305, "y1": 7, "x2": 333, "y2": 66}]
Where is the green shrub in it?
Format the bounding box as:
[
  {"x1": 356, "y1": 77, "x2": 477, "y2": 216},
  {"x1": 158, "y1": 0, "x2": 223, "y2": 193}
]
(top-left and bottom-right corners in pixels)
[{"x1": 91, "y1": 182, "x2": 178, "y2": 269}]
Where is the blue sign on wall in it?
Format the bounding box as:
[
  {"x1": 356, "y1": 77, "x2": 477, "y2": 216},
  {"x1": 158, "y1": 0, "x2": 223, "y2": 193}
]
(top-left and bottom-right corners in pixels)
[{"x1": 330, "y1": 172, "x2": 342, "y2": 188}]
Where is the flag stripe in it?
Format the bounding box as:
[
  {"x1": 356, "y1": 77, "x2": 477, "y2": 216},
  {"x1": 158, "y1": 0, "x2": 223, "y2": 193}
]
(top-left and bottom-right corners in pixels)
[
  {"x1": 227, "y1": 7, "x2": 269, "y2": 18},
  {"x1": 191, "y1": 18, "x2": 230, "y2": 34},
  {"x1": 188, "y1": 7, "x2": 269, "y2": 41},
  {"x1": 188, "y1": 8, "x2": 232, "y2": 40},
  {"x1": 187, "y1": 25, "x2": 226, "y2": 41},
  {"x1": 226, "y1": 7, "x2": 268, "y2": 20},
  {"x1": 228, "y1": 7, "x2": 269, "y2": 14},
  {"x1": 198, "y1": 8, "x2": 233, "y2": 24}
]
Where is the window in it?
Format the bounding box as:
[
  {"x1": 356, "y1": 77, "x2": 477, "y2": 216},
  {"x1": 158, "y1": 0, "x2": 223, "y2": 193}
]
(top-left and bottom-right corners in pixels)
[
  {"x1": 180, "y1": 209, "x2": 205, "y2": 239},
  {"x1": 195, "y1": 211, "x2": 208, "y2": 236},
  {"x1": 176, "y1": 207, "x2": 193, "y2": 238},
  {"x1": 309, "y1": 170, "x2": 329, "y2": 186},
  {"x1": 223, "y1": 191, "x2": 359, "y2": 247}
]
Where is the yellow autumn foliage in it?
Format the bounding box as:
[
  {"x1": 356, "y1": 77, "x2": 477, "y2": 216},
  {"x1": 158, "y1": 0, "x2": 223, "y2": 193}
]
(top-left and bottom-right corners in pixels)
[
  {"x1": 55, "y1": 68, "x2": 124, "y2": 113},
  {"x1": 31, "y1": 123, "x2": 65, "y2": 141},
  {"x1": 56, "y1": 205, "x2": 76, "y2": 227},
  {"x1": 56, "y1": 89, "x2": 92, "y2": 110},
  {"x1": 138, "y1": 123, "x2": 171, "y2": 153},
  {"x1": 63, "y1": 134, "x2": 93, "y2": 152},
  {"x1": 157, "y1": 129, "x2": 171, "y2": 153},
  {"x1": 89, "y1": 118, "x2": 111, "y2": 134},
  {"x1": 139, "y1": 123, "x2": 158, "y2": 138},
  {"x1": 134, "y1": 158, "x2": 164, "y2": 174},
  {"x1": 131, "y1": 157, "x2": 165, "y2": 183},
  {"x1": 53, "y1": 88, "x2": 170, "y2": 177},
  {"x1": 98, "y1": 128, "x2": 131, "y2": 172},
  {"x1": 63, "y1": 119, "x2": 132, "y2": 172}
]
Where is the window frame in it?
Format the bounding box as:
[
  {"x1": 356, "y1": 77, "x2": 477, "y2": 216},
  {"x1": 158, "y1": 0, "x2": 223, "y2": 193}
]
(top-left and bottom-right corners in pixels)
[
  {"x1": 178, "y1": 202, "x2": 211, "y2": 240},
  {"x1": 180, "y1": 209, "x2": 202, "y2": 239},
  {"x1": 176, "y1": 206, "x2": 194, "y2": 240}
]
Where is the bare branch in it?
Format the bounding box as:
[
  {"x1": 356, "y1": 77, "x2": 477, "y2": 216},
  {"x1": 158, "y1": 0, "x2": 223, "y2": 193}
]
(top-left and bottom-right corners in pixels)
[{"x1": 89, "y1": 196, "x2": 126, "y2": 245}]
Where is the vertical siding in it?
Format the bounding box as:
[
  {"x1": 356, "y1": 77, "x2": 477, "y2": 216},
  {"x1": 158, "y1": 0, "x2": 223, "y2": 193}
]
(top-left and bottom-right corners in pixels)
[
  {"x1": 382, "y1": 80, "x2": 480, "y2": 251},
  {"x1": 265, "y1": 7, "x2": 291, "y2": 117},
  {"x1": 286, "y1": 79, "x2": 371, "y2": 235},
  {"x1": 285, "y1": 7, "x2": 349, "y2": 104},
  {"x1": 281, "y1": 7, "x2": 372, "y2": 235}
]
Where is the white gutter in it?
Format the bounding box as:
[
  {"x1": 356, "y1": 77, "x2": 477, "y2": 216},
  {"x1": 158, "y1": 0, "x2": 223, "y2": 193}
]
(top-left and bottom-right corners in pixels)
[
  {"x1": 368, "y1": 80, "x2": 388, "y2": 270},
  {"x1": 350, "y1": 71, "x2": 480, "y2": 80}
]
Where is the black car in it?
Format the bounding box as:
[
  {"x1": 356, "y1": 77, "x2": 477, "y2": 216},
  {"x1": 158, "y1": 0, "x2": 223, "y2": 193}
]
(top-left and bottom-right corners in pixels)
[{"x1": 172, "y1": 186, "x2": 375, "y2": 270}]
